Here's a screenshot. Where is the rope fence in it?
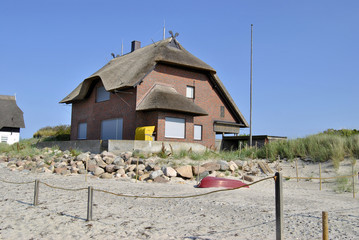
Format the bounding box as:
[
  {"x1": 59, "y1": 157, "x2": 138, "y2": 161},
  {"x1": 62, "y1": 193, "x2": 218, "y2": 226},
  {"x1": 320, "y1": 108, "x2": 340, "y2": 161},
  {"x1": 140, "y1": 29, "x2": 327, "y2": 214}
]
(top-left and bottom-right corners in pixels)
[
  {"x1": 283, "y1": 159, "x2": 358, "y2": 198},
  {"x1": 283, "y1": 173, "x2": 358, "y2": 180},
  {"x1": 1, "y1": 171, "x2": 358, "y2": 239},
  {"x1": 0, "y1": 179, "x2": 34, "y2": 185}
]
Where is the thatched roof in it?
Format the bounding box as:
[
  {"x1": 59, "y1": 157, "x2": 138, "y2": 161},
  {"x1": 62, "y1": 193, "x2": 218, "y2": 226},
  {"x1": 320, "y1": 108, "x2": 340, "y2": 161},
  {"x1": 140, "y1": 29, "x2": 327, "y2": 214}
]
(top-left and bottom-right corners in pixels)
[
  {"x1": 60, "y1": 38, "x2": 214, "y2": 103},
  {"x1": 136, "y1": 84, "x2": 208, "y2": 116},
  {"x1": 0, "y1": 95, "x2": 25, "y2": 129},
  {"x1": 60, "y1": 37, "x2": 248, "y2": 127}
]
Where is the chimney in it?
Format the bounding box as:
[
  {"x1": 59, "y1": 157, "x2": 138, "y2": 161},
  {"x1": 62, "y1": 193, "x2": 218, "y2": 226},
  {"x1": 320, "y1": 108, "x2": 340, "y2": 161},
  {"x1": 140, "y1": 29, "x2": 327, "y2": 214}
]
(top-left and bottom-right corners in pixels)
[{"x1": 131, "y1": 40, "x2": 141, "y2": 52}]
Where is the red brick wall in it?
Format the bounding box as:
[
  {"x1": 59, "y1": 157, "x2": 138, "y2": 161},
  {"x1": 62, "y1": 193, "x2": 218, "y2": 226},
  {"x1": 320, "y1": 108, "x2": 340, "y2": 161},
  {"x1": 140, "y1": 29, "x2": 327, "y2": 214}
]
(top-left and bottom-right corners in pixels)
[
  {"x1": 136, "y1": 64, "x2": 237, "y2": 148},
  {"x1": 70, "y1": 64, "x2": 240, "y2": 148},
  {"x1": 71, "y1": 80, "x2": 137, "y2": 140}
]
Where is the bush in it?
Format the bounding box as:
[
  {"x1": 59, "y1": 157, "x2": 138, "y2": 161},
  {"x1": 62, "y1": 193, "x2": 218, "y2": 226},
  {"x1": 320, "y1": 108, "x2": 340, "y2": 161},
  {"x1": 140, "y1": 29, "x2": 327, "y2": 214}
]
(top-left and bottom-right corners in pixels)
[
  {"x1": 322, "y1": 128, "x2": 359, "y2": 137},
  {"x1": 245, "y1": 130, "x2": 359, "y2": 167},
  {"x1": 33, "y1": 125, "x2": 71, "y2": 141}
]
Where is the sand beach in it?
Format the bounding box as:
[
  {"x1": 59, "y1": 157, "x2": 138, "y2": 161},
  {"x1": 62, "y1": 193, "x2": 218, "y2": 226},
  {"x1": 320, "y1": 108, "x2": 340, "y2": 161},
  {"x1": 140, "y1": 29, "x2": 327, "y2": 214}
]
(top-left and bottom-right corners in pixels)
[{"x1": 0, "y1": 159, "x2": 358, "y2": 240}]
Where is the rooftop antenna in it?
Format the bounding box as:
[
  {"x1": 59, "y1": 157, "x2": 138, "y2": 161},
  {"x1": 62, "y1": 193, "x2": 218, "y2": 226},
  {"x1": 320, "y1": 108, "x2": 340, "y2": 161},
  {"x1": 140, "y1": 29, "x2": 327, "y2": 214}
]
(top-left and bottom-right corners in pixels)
[
  {"x1": 151, "y1": 39, "x2": 157, "y2": 47},
  {"x1": 163, "y1": 20, "x2": 166, "y2": 40},
  {"x1": 169, "y1": 30, "x2": 179, "y2": 39},
  {"x1": 249, "y1": 24, "x2": 253, "y2": 147},
  {"x1": 121, "y1": 39, "x2": 123, "y2": 56}
]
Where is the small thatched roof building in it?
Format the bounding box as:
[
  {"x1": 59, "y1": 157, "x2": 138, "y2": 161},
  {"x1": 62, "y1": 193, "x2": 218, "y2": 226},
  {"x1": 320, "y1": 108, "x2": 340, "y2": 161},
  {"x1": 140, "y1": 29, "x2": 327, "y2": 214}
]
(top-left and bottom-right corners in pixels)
[{"x1": 0, "y1": 95, "x2": 25, "y2": 130}]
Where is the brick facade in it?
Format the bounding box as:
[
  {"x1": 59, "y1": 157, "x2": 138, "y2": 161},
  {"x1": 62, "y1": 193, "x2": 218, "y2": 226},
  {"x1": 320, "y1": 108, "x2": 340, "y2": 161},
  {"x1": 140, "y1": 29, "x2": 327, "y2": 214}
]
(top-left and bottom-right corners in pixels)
[
  {"x1": 70, "y1": 63, "x2": 239, "y2": 148},
  {"x1": 71, "y1": 80, "x2": 137, "y2": 140}
]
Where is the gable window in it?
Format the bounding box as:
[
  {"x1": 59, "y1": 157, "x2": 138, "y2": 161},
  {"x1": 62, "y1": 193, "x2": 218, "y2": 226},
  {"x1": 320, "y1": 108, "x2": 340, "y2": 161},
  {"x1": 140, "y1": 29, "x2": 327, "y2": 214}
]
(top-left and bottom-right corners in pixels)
[
  {"x1": 186, "y1": 86, "x2": 194, "y2": 99},
  {"x1": 220, "y1": 106, "x2": 225, "y2": 118},
  {"x1": 96, "y1": 86, "x2": 110, "y2": 102},
  {"x1": 194, "y1": 125, "x2": 202, "y2": 140},
  {"x1": 78, "y1": 122, "x2": 87, "y2": 140},
  {"x1": 165, "y1": 117, "x2": 185, "y2": 139},
  {"x1": 101, "y1": 118, "x2": 123, "y2": 140}
]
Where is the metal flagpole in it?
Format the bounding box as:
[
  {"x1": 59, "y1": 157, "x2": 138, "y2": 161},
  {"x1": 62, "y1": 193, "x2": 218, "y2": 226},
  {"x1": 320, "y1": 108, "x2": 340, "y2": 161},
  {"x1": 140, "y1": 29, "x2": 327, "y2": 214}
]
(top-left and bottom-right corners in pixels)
[{"x1": 249, "y1": 24, "x2": 253, "y2": 147}]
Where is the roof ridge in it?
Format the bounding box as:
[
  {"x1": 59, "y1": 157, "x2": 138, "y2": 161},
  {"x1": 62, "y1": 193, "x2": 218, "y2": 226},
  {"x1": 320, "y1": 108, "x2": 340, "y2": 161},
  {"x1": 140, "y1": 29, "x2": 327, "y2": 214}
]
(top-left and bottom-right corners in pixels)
[{"x1": 0, "y1": 95, "x2": 15, "y2": 101}]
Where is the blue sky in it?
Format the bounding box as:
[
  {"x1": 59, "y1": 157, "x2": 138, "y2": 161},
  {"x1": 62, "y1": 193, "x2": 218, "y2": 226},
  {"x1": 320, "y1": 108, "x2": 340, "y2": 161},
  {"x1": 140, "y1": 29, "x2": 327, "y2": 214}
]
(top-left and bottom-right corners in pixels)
[{"x1": 1, "y1": 0, "x2": 358, "y2": 139}]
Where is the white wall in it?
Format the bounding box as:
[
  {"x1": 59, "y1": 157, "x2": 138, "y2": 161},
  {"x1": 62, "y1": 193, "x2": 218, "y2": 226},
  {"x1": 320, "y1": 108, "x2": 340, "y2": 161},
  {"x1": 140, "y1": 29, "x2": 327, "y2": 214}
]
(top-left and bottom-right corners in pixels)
[{"x1": 0, "y1": 131, "x2": 20, "y2": 145}]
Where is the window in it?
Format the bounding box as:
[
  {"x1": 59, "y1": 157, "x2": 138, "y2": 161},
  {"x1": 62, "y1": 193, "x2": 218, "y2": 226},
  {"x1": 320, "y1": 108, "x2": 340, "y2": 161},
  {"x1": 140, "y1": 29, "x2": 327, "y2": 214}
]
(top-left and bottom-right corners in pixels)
[
  {"x1": 1, "y1": 136, "x2": 8, "y2": 143},
  {"x1": 220, "y1": 106, "x2": 225, "y2": 118},
  {"x1": 186, "y1": 86, "x2": 194, "y2": 99},
  {"x1": 78, "y1": 123, "x2": 87, "y2": 140},
  {"x1": 165, "y1": 117, "x2": 185, "y2": 139},
  {"x1": 194, "y1": 125, "x2": 202, "y2": 140},
  {"x1": 96, "y1": 86, "x2": 110, "y2": 102},
  {"x1": 101, "y1": 118, "x2": 123, "y2": 140}
]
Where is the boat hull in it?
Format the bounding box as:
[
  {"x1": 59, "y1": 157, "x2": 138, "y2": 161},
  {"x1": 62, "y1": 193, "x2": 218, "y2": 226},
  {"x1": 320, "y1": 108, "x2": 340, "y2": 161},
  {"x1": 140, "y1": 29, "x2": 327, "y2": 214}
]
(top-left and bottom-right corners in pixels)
[{"x1": 198, "y1": 176, "x2": 249, "y2": 189}]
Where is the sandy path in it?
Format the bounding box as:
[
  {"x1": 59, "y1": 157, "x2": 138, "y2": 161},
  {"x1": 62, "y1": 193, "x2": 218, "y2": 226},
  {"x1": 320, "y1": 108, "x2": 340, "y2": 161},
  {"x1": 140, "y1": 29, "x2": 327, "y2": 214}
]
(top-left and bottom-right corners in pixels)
[{"x1": 0, "y1": 162, "x2": 358, "y2": 240}]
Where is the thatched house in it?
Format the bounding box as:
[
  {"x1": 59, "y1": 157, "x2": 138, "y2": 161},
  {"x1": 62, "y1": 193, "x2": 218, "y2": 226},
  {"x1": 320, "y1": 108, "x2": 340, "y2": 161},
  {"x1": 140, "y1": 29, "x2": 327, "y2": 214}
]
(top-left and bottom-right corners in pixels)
[
  {"x1": 0, "y1": 95, "x2": 25, "y2": 144},
  {"x1": 60, "y1": 37, "x2": 248, "y2": 148}
]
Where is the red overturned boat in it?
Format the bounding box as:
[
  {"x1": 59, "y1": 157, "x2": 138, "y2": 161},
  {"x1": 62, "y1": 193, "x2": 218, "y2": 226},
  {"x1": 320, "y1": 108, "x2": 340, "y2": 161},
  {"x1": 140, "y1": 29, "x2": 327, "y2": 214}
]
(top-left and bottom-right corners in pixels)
[{"x1": 198, "y1": 176, "x2": 249, "y2": 189}]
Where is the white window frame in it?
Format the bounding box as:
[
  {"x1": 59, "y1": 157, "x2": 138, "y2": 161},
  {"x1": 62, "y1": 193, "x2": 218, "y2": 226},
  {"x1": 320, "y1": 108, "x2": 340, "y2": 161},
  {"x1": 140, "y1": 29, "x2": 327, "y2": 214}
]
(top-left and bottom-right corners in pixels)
[
  {"x1": 194, "y1": 125, "x2": 202, "y2": 141},
  {"x1": 165, "y1": 117, "x2": 185, "y2": 139},
  {"x1": 96, "y1": 86, "x2": 110, "y2": 102},
  {"x1": 186, "y1": 86, "x2": 194, "y2": 99},
  {"x1": 77, "y1": 122, "x2": 87, "y2": 140},
  {"x1": 1, "y1": 136, "x2": 8, "y2": 143}
]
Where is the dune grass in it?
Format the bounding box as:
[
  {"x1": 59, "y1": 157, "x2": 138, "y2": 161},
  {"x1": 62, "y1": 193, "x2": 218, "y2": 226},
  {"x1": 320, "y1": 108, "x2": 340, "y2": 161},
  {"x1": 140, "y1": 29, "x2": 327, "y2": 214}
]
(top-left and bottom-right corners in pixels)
[
  {"x1": 162, "y1": 132, "x2": 359, "y2": 169},
  {"x1": 0, "y1": 138, "x2": 42, "y2": 158}
]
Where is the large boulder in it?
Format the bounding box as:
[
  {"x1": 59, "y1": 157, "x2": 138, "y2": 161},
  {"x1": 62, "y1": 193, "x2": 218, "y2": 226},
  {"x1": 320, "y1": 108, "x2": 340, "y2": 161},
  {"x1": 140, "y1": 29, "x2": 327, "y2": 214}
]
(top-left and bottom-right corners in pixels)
[
  {"x1": 100, "y1": 173, "x2": 113, "y2": 179},
  {"x1": 234, "y1": 160, "x2": 244, "y2": 170},
  {"x1": 176, "y1": 165, "x2": 193, "y2": 179},
  {"x1": 101, "y1": 151, "x2": 116, "y2": 159},
  {"x1": 103, "y1": 156, "x2": 114, "y2": 165},
  {"x1": 150, "y1": 170, "x2": 163, "y2": 179},
  {"x1": 201, "y1": 162, "x2": 220, "y2": 172},
  {"x1": 163, "y1": 167, "x2": 177, "y2": 177},
  {"x1": 130, "y1": 158, "x2": 144, "y2": 165},
  {"x1": 153, "y1": 176, "x2": 169, "y2": 183},
  {"x1": 121, "y1": 152, "x2": 133, "y2": 161},
  {"x1": 228, "y1": 161, "x2": 238, "y2": 172},
  {"x1": 116, "y1": 168, "x2": 126, "y2": 175},
  {"x1": 217, "y1": 160, "x2": 229, "y2": 171},
  {"x1": 113, "y1": 157, "x2": 125, "y2": 166},
  {"x1": 76, "y1": 153, "x2": 90, "y2": 162},
  {"x1": 135, "y1": 164, "x2": 146, "y2": 172},
  {"x1": 94, "y1": 167, "x2": 105, "y2": 176},
  {"x1": 192, "y1": 165, "x2": 206, "y2": 175},
  {"x1": 243, "y1": 175, "x2": 254, "y2": 182},
  {"x1": 105, "y1": 164, "x2": 116, "y2": 173},
  {"x1": 54, "y1": 167, "x2": 68, "y2": 175}
]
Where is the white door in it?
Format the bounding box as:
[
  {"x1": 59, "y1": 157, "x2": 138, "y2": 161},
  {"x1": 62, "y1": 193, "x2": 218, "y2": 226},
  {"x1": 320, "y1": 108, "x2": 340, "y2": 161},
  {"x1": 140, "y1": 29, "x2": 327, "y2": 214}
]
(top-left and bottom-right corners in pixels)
[{"x1": 101, "y1": 118, "x2": 123, "y2": 140}]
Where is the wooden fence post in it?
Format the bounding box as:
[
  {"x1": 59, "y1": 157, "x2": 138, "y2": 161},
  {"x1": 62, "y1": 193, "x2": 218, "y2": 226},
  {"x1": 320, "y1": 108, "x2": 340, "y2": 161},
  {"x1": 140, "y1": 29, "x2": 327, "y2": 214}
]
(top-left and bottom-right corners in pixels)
[
  {"x1": 136, "y1": 157, "x2": 139, "y2": 183},
  {"x1": 33, "y1": 179, "x2": 40, "y2": 206},
  {"x1": 295, "y1": 158, "x2": 299, "y2": 182},
  {"x1": 85, "y1": 158, "x2": 88, "y2": 182},
  {"x1": 352, "y1": 163, "x2": 355, "y2": 199},
  {"x1": 275, "y1": 172, "x2": 283, "y2": 240},
  {"x1": 319, "y1": 163, "x2": 322, "y2": 191},
  {"x1": 322, "y1": 211, "x2": 328, "y2": 240},
  {"x1": 87, "y1": 186, "x2": 93, "y2": 221}
]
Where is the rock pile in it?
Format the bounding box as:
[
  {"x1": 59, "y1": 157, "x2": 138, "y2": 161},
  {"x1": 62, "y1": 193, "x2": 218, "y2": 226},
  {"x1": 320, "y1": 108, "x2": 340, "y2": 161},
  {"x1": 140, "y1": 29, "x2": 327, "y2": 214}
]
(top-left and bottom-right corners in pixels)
[{"x1": 0, "y1": 148, "x2": 272, "y2": 183}]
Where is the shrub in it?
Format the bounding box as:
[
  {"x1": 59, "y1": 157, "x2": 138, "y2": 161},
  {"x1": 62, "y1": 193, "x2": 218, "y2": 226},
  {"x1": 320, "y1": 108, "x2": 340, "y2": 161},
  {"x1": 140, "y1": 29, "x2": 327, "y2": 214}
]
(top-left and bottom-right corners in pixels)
[
  {"x1": 33, "y1": 125, "x2": 71, "y2": 141},
  {"x1": 246, "y1": 129, "x2": 358, "y2": 166}
]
